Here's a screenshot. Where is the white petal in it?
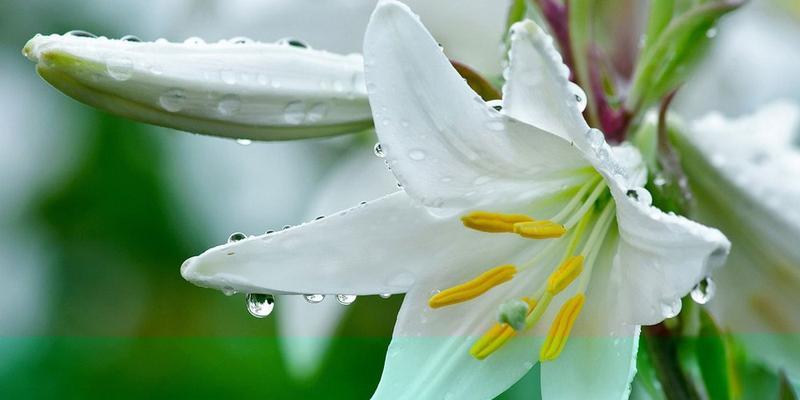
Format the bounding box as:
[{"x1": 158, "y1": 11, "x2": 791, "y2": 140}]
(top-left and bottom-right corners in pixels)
[
  {"x1": 502, "y1": 20, "x2": 589, "y2": 140},
  {"x1": 363, "y1": 1, "x2": 589, "y2": 210},
  {"x1": 372, "y1": 252, "x2": 558, "y2": 400},
  {"x1": 23, "y1": 34, "x2": 372, "y2": 140},
  {"x1": 541, "y1": 240, "x2": 639, "y2": 400},
  {"x1": 610, "y1": 181, "x2": 730, "y2": 325},
  {"x1": 181, "y1": 191, "x2": 528, "y2": 296}
]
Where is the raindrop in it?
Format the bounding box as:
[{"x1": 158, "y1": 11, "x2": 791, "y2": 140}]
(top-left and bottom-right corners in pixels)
[
  {"x1": 183, "y1": 36, "x2": 205, "y2": 45},
  {"x1": 306, "y1": 103, "x2": 328, "y2": 122},
  {"x1": 120, "y1": 35, "x2": 142, "y2": 42},
  {"x1": 230, "y1": 36, "x2": 254, "y2": 44},
  {"x1": 690, "y1": 277, "x2": 716, "y2": 304},
  {"x1": 283, "y1": 101, "x2": 306, "y2": 124},
  {"x1": 222, "y1": 286, "x2": 237, "y2": 296},
  {"x1": 487, "y1": 99, "x2": 503, "y2": 111},
  {"x1": 282, "y1": 225, "x2": 291, "y2": 230},
  {"x1": 246, "y1": 293, "x2": 275, "y2": 318},
  {"x1": 217, "y1": 94, "x2": 242, "y2": 115},
  {"x1": 277, "y1": 37, "x2": 310, "y2": 49},
  {"x1": 626, "y1": 187, "x2": 653, "y2": 206},
  {"x1": 236, "y1": 139, "x2": 252, "y2": 146},
  {"x1": 568, "y1": 82, "x2": 588, "y2": 112},
  {"x1": 408, "y1": 149, "x2": 427, "y2": 161},
  {"x1": 315, "y1": 215, "x2": 325, "y2": 220},
  {"x1": 379, "y1": 293, "x2": 392, "y2": 299},
  {"x1": 661, "y1": 299, "x2": 682, "y2": 318},
  {"x1": 159, "y1": 89, "x2": 187, "y2": 112},
  {"x1": 65, "y1": 30, "x2": 97, "y2": 38},
  {"x1": 304, "y1": 294, "x2": 325, "y2": 304},
  {"x1": 265, "y1": 230, "x2": 275, "y2": 235},
  {"x1": 106, "y1": 57, "x2": 133, "y2": 81},
  {"x1": 220, "y1": 69, "x2": 237, "y2": 85},
  {"x1": 228, "y1": 232, "x2": 247, "y2": 243},
  {"x1": 586, "y1": 128, "x2": 605, "y2": 148},
  {"x1": 373, "y1": 142, "x2": 385, "y2": 158},
  {"x1": 336, "y1": 294, "x2": 357, "y2": 305}
]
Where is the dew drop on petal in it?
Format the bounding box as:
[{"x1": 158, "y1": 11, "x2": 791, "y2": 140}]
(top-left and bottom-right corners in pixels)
[
  {"x1": 705, "y1": 28, "x2": 718, "y2": 38},
  {"x1": 586, "y1": 128, "x2": 605, "y2": 148},
  {"x1": 228, "y1": 232, "x2": 247, "y2": 243},
  {"x1": 106, "y1": 57, "x2": 133, "y2": 81},
  {"x1": 230, "y1": 36, "x2": 254, "y2": 44},
  {"x1": 183, "y1": 36, "x2": 205, "y2": 45},
  {"x1": 306, "y1": 103, "x2": 328, "y2": 123},
  {"x1": 379, "y1": 293, "x2": 392, "y2": 299},
  {"x1": 408, "y1": 149, "x2": 426, "y2": 161},
  {"x1": 304, "y1": 294, "x2": 325, "y2": 304},
  {"x1": 486, "y1": 99, "x2": 503, "y2": 111},
  {"x1": 661, "y1": 299, "x2": 682, "y2": 318},
  {"x1": 284, "y1": 101, "x2": 306, "y2": 125},
  {"x1": 120, "y1": 35, "x2": 142, "y2": 42},
  {"x1": 246, "y1": 293, "x2": 275, "y2": 318},
  {"x1": 236, "y1": 139, "x2": 252, "y2": 146},
  {"x1": 277, "y1": 37, "x2": 310, "y2": 49},
  {"x1": 222, "y1": 286, "x2": 237, "y2": 296},
  {"x1": 66, "y1": 30, "x2": 97, "y2": 38},
  {"x1": 373, "y1": 142, "x2": 385, "y2": 158},
  {"x1": 568, "y1": 82, "x2": 588, "y2": 112},
  {"x1": 217, "y1": 95, "x2": 241, "y2": 115},
  {"x1": 159, "y1": 89, "x2": 187, "y2": 112},
  {"x1": 336, "y1": 294, "x2": 357, "y2": 305},
  {"x1": 690, "y1": 277, "x2": 715, "y2": 304}
]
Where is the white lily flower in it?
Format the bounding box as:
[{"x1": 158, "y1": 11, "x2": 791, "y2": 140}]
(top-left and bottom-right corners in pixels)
[
  {"x1": 676, "y1": 100, "x2": 800, "y2": 380},
  {"x1": 180, "y1": 1, "x2": 730, "y2": 399},
  {"x1": 22, "y1": 33, "x2": 372, "y2": 140}
]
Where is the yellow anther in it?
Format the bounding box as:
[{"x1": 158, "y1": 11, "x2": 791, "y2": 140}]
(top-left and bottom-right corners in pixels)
[
  {"x1": 470, "y1": 297, "x2": 538, "y2": 360},
  {"x1": 429, "y1": 265, "x2": 517, "y2": 309},
  {"x1": 540, "y1": 294, "x2": 585, "y2": 362},
  {"x1": 513, "y1": 220, "x2": 567, "y2": 239},
  {"x1": 461, "y1": 211, "x2": 533, "y2": 233},
  {"x1": 546, "y1": 256, "x2": 584, "y2": 295}
]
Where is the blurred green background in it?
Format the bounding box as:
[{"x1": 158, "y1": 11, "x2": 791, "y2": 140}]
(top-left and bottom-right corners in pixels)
[{"x1": 1, "y1": 0, "x2": 799, "y2": 398}]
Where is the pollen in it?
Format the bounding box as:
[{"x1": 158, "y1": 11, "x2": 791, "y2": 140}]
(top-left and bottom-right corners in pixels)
[
  {"x1": 546, "y1": 256, "x2": 584, "y2": 295},
  {"x1": 429, "y1": 265, "x2": 517, "y2": 309},
  {"x1": 540, "y1": 294, "x2": 585, "y2": 362},
  {"x1": 513, "y1": 220, "x2": 567, "y2": 239},
  {"x1": 461, "y1": 211, "x2": 533, "y2": 233},
  {"x1": 470, "y1": 297, "x2": 537, "y2": 360}
]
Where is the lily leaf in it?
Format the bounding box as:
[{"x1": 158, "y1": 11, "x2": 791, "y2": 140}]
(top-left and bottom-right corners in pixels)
[
  {"x1": 23, "y1": 34, "x2": 373, "y2": 141},
  {"x1": 779, "y1": 371, "x2": 799, "y2": 400},
  {"x1": 696, "y1": 309, "x2": 732, "y2": 400}
]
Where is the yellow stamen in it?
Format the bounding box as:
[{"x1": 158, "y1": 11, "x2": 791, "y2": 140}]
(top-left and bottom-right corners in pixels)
[
  {"x1": 546, "y1": 256, "x2": 584, "y2": 295},
  {"x1": 540, "y1": 294, "x2": 585, "y2": 361},
  {"x1": 429, "y1": 265, "x2": 517, "y2": 309},
  {"x1": 470, "y1": 297, "x2": 538, "y2": 360},
  {"x1": 461, "y1": 211, "x2": 533, "y2": 233},
  {"x1": 513, "y1": 221, "x2": 567, "y2": 239}
]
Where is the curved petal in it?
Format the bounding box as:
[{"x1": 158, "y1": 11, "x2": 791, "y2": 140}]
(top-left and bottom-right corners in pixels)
[
  {"x1": 181, "y1": 191, "x2": 530, "y2": 296},
  {"x1": 363, "y1": 1, "x2": 589, "y2": 210},
  {"x1": 23, "y1": 34, "x2": 372, "y2": 140},
  {"x1": 541, "y1": 238, "x2": 640, "y2": 400},
  {"x1": 372, "y1": 243, "x2": 563, "y2": 400},
  {"x1": 502, "y1": 20, "x2": 589, "y2": 140},
  {"x1": 610, "y1": 180, "x2": 731, "y2": 326}
]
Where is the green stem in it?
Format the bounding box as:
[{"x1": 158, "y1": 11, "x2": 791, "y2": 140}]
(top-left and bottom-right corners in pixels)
[{"x1": 643, "y1": 324, "x2": 702, "y2": 400}]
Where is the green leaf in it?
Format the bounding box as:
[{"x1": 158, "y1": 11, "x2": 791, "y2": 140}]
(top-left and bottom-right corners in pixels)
[
  {"x1": 567, "y1": 0, "x2": 597, "y2": 124},
  {"x1": 643, "y1": 0, "x2": 676, "y2": 53},
  {"x1": 696, "y1": 310, "x2": 732, "y2": 400},
  {"x1": 779, "y1": 371, "x2": 799, "y2": 400}
]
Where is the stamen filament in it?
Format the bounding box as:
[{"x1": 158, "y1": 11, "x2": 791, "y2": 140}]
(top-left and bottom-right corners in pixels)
[
  {"x1": 540, "y1": 294, "x2": 585, "y2": 361},
  {"x1": 576, "y1": 201, "x2": 616, "y2": 293},
  {"x1": 550, "y1": 175, "x2": 603, "y2": 223},
  {"x1": 461, "y1": 211, "x2": 533, "y2": 233},
  {"x1": 429, "y1": 265, "x2": 516, "y2": 309},
  {"x1": 564, "y1": 181, "x2": 608, "y2": 228}
]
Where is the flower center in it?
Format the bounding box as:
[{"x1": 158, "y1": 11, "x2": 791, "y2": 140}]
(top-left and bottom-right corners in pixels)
[{"x1": 427, "y1": 174, "x2": 617, "y2": 362}]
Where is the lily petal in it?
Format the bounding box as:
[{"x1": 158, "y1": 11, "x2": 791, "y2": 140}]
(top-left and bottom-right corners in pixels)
[
  {"x1": 181, "y1": 191, "x2": 527, "y2": 296},
  {"x1": 541, "y1": 241, "x2": 640, "y2": 400},
  {"x1": 610, "y1": 180, "x2": 730, "y2": 325},
  {"x1": 372, "y1": 247, "x2": 560, "y2": 400},
  {"x1": 363, "y1": 1, "x2": 589, "y2": 210},
  {"x1": 502, "y1": 20, "x2": 589, "y2": 140},
  {"x1": 23, "y1": 34, "x2": 372, "y2": 140}
]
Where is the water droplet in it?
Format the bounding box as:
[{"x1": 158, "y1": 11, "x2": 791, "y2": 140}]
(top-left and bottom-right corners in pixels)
[
  {"x1": 284, "y1": 101, "x2": 306, "y2": 125},
  {"x1": 277, "y1": 37, "x2": 310, "y2": 49},
  {"x1": 120, "y1": 35, "x2": 142, "y2": 42},
  {"x1": 220, "y1": 69, "x2": 237, "y2": 85},
  {"x1": 336, "y1": 294, "x2": 357, "y2": 305},
  {"x1": 379, "y1": 293, "x2": 392, "y2": 299},
  {"x1": 228, "y1": 232, "x2": 247, "y2": 243},
  {"x1": 282, "y1": 225, "x2": 291, "y2": 230},
  {"x1": 183, "y1": 36, "x2": 205, "y2": 45},
  {"x1": 66, "y1": 30, "x2": 96, "y2": 38},
  {"x1": 222, "y1": 286, "x2": 237, "y2": 296},
  {"x1": 246, "y1": 293, "x2": 275, "y2": 318},
  {"x1": 626, "y1": 187, "x2": 653, "y2": 206},
  {"x1": 690, "y1": 277, "x2": 715, "y2": 304},
  {"x1": 408, "y1": 149, "x2": 426, "y2": 161},
  {"x1": 304, "y1": 294, "x2": 325, "y2": 304},
  {"x1": 106, "y1": 57, "x2": 133, "y2": 80},
  {"x1": 373, "y1": 142, "x2": 385, "y2": 158},
  {"x1": 586, "y1": 128, "x2": 605, "y2": 148},
  {"x1": 159, "y1": 89, "x2": 187, "y2": 112},
  {"x1": 230, "y1": 36, "x2": 253, "y2": 44},
  {"x1": 653, "y1": 174, "x2": 667, "y2": 187},
  {"x1": 705, "y1": 28, "x2": 718, "y2": 38},
  {"x1": 487, "y1": 99, "x2": 503, "y2": 111},
  {"x1": 236, "y1": 139, "x2": 252, "y2": 146},
  {"x1": 661, "y1": 299, "x2": 682, "y2": 318},
  {"x1": 306, "y1": 103, "x2": 328, "y2": 122},
  {"x1": 568, "y1": 82, "x2": 587, "y2": 112},
  {"x1": 218, "y1": 94, "x2": 241, "y2": 115}
]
